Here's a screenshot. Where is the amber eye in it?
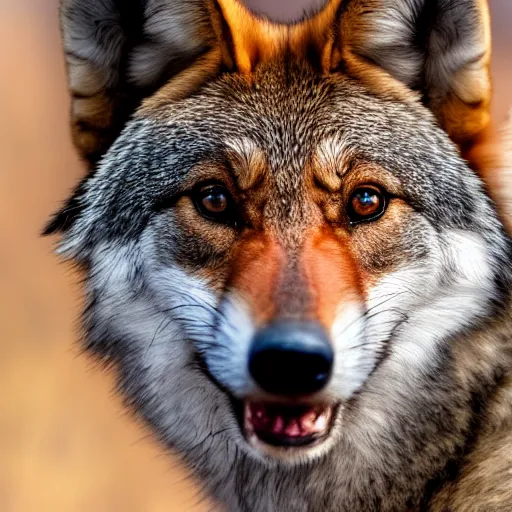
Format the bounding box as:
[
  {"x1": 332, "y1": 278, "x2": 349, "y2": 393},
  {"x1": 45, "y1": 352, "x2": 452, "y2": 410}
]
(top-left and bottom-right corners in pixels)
[
  {"x1": 193, "y1": 184, "x2": 236, "y2": 224},
  {"x1": 347, "y1": 185, "x2": 386, "y2": 224}
]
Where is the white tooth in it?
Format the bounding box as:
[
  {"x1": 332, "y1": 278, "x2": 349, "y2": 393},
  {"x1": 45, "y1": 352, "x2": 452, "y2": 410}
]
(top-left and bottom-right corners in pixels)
[
  {"x1": 316, "y1": 407, "x2": 333, "y2": 429},
  {"x1": 315, "y1": 414, "x2": 328, "y2": 431}
]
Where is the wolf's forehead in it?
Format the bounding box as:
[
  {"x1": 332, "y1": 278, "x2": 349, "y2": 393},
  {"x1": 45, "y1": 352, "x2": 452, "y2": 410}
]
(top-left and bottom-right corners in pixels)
[
  {"x1": 148, "y1": 69, "x2": 354, "y2": 190},
  {"x1": 145, "y1": 63, "x2": 414, "y2": 181},
  {"x1": 225, "y1": 133, "x2": 346, "y2": 189},
  {"x1": 146, "y1": 62, "x2": 336, "y2": 155}
]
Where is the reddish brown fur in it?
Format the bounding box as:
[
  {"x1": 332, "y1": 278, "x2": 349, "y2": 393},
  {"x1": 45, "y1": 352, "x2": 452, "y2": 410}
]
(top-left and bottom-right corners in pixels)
[
  {"x1": 462, "y1": 123, "x2": 512, "y2": 232},
  {"x1": 301, "y1": 228, "x2": 363, "y2": 328},
  {"x1": 225, "y1": 225, "x2": 365, "y2": 330},
  {"x1": 227, "y1": 233, "x2": 284, "y2": 324}
]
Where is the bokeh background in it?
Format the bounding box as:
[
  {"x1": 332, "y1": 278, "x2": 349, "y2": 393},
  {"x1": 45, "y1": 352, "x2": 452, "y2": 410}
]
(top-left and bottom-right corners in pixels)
[{"x1": 0, "y1": 1, "x2": 510, "y2": 511}]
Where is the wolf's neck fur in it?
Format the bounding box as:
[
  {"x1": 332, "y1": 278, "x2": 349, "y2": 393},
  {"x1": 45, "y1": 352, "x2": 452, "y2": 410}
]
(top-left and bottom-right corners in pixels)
[{"x1": 196, "y1": 305, "x2": 512, "y2": 512}]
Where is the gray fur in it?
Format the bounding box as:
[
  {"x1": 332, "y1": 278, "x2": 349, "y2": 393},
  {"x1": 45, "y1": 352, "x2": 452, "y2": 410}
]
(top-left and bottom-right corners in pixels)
[{"x1": 60, "y1": 0, "x2": 214, "y2": 162}]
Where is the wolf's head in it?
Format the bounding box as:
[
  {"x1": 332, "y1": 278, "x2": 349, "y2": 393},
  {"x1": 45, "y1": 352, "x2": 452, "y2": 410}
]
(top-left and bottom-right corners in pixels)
[{"x1": 47, "y1": 0, "x2": 511, "y2": 471}]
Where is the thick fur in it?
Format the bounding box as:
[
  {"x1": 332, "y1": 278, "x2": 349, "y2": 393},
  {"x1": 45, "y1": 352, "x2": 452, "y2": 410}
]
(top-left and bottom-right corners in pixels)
[
  {"x1": 48, "y1": 1, "x2": 512, "y2": 511},
  {"x1": 60, "y1": 0, "x2": 215, "y2": 164},
  {"x1": 339, "y1": 0, "x2": 492, "y2": 146}
]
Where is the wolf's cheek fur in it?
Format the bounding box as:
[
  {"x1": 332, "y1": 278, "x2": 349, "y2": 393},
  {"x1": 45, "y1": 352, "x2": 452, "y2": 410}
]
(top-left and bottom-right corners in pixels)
[
  {"x1": 83, "y1": 240, "x2": 244, "y2": 456},
  {"x1": 364, "y1": 230, "x2": 494, "y2": 375}
]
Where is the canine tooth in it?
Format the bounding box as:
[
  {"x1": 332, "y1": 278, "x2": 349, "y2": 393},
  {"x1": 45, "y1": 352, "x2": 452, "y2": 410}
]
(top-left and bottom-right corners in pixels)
[{"x1": 314, "y1": 413, "x2": 328, "y2": 431}]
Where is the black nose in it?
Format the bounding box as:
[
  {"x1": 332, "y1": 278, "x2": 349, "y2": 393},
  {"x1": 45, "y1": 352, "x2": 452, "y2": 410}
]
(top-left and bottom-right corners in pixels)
[{"x1": 248, "y1": 321, "x2": 333, "y2": 396}]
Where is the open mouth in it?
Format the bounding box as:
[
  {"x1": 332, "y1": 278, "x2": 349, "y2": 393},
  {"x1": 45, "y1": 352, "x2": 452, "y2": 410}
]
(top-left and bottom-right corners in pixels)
[{"x1": 242, "y1": 401, "x2": 336, "y2": 449}]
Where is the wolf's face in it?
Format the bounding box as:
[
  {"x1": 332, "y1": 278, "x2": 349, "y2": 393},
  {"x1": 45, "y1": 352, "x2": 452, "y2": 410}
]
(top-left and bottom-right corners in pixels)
[{"x1": 49, "y1": 0, "x2": 510, "y2": 469}]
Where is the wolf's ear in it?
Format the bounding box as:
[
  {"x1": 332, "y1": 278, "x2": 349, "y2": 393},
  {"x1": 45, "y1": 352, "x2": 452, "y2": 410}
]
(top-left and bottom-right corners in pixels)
[
  {"x1": 61, "y1": 0, "x2": 267, "y2": 166},
  {"x1": 338, "y1": 0, "x2": 491, "y2": 150},
  {"x1": 61, "y1": 0, "x2": 231, "y2": 165}
]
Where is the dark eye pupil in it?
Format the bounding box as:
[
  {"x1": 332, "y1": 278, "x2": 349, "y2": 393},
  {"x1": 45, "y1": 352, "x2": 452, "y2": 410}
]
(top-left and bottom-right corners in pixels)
[
  {"x1": 193, "y1": 182, "x2": 238, "y2": 225},
  {"x1": 349, "y1": 186, "x2": 385, "y2": 222},
  {"x1": 202, "y1": 190, "x2": 228, "y2": 213}
]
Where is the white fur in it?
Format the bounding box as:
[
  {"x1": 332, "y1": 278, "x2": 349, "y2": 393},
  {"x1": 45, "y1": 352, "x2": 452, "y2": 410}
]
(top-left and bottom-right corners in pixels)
[
  {"x1": 390, "y1": 230, "x2": 493, "y2": 371},
  {"x1": 206, "y1": 293, "x2": 257, "y2": 397},
  {"x1": 314, "y1": 135, "x2": 352, "y2": 187},
  {"x1": 329, "y1": 302, "x2": 372, "y2": 400}
]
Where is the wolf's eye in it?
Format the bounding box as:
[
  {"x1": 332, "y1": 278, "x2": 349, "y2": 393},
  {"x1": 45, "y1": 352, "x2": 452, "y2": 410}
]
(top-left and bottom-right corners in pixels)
[
  {"x1": 193, "y1": 184, "x2": 236, "y2": 224},
  {"x1": 347, "y1": 186, "x2": 386, "y2": 223}
]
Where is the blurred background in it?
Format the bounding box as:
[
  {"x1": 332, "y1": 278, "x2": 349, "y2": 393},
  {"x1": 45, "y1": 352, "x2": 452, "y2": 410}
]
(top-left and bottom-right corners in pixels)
[{"x1": 0, "y1": 1, "x2": 510, "y2": 511}]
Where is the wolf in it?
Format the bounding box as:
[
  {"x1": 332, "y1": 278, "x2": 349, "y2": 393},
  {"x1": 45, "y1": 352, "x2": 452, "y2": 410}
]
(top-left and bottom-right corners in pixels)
[{"x1": 45, "y1": 0, "x2": 512, "y2": 510}]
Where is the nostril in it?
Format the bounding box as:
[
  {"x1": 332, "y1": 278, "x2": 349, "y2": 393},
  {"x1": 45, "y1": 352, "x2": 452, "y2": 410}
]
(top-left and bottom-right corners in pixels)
[{"x1": 248, "y1": 322, "x2": 333, "y2": 396}]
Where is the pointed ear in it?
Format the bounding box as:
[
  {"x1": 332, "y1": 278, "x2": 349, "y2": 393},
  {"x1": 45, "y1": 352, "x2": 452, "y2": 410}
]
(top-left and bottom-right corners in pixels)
[
  {"x1": 62, "y1": 0, "x2": 276, "y2": 166},
  {"x1": 61, "y1": 0, "x2": 222, "y2": 165},
  {"x1": 339, "y1": 0, "x2": 492, "y2": 150}
]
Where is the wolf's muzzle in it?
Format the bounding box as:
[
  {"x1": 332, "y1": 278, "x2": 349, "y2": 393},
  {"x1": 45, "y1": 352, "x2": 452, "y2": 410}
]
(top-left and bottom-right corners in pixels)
[{"x1": 248, "y1": 321, "x2": 333, "y2": 396}]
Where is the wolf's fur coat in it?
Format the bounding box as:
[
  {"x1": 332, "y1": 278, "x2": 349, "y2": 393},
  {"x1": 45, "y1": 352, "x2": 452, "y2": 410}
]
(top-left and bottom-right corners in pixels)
[{"x1": 47, "y1": 1, "x2": 512, "y2": 510}]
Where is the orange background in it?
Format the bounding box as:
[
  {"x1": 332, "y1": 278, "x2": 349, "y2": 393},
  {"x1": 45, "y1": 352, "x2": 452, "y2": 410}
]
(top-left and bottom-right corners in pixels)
[{"x1": 0, "y1": 1, "x2": 510, "y2": 511}]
